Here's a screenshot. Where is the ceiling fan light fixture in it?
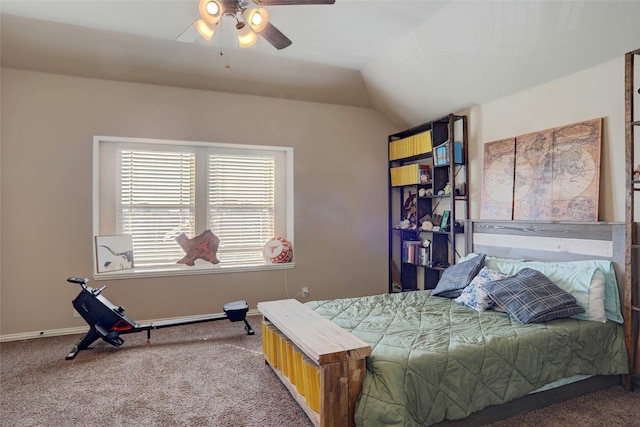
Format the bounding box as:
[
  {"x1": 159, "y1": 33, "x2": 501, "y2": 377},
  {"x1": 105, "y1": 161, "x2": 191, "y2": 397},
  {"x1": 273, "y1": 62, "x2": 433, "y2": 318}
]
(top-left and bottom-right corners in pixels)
[
  {"x1": 243, "y1": 7, "x2": 269, "y2": 33},
  {"x1": 237, "y1": 25, "x2": 258, "y2": 48},
  {"x1": 199, "y1": 0, "x2": 222, "y2": 25},
  {"x1": 194, "y1": 19, "x2": 216, "y2": 41},
  {"x1": 191, "y1": 0, "x2": 314, "y2": 49}
]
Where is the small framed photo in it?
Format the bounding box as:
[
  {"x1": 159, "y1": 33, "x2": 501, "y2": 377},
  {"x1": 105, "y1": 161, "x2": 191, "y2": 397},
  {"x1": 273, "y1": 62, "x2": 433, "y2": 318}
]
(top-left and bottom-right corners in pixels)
[
  {"x1": 96, "y1": 235, "x2": 134, "y2": 273},
  {"x1": 440, "y1": 211, "x2": 451, "y2": 230}
]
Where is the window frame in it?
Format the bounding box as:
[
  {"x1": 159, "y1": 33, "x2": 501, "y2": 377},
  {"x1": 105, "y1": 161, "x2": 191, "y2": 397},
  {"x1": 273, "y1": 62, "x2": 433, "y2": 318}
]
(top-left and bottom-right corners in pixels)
[{"x1": 93, "y1": 135, "x2": 295, "y2": 280}]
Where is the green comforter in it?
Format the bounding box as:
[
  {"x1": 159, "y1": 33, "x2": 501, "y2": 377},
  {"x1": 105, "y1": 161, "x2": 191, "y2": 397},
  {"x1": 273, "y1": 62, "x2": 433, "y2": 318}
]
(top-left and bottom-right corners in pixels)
[{"x1": 306, "y1": 291, "x2": 628, "y2": 426}]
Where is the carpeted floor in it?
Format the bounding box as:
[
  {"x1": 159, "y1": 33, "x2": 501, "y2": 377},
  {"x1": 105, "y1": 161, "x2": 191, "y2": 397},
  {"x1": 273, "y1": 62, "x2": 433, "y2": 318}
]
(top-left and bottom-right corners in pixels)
[
  {"x1": 1, "y1": 316, "x2": 312, "y2": 427},
  {"x1": 1, "y1": 315, "x2": 638, "y2": 426}
]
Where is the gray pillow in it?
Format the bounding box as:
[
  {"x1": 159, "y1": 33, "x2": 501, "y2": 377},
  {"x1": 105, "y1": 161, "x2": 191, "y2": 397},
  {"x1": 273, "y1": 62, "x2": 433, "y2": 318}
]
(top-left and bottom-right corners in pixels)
[
  {"x1": 432, "y1": 254, "x2": 486, "y2": 298},
  {"x1": 484, "y1": 268, "x2": 585, "y2": 324}
]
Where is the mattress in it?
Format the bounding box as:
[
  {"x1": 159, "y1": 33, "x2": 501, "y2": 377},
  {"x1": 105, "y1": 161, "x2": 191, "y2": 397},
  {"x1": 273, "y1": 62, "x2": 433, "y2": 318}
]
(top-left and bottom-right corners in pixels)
[{"x1": 306, "y1": 291, "x2": 628, "y2": 426}]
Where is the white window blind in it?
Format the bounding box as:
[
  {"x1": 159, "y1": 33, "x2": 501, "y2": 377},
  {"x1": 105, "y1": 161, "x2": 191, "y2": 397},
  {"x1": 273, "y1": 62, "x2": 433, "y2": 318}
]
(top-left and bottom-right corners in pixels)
[
  {"x1": 208, "y1": 154, "x2": 275, "y2": 264},
  {"x1": 96, "y1": 135, "x2": 292, "y2": 278},
  {"x1": 118, "y1": 149, "x2": 195, "y2": 266}
]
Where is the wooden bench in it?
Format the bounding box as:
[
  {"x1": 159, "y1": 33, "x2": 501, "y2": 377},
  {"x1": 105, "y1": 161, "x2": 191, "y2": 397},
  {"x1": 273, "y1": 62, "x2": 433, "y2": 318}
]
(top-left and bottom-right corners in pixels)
[{"x1": 257, "y1": 299, "x2": 371, "y2": 427}]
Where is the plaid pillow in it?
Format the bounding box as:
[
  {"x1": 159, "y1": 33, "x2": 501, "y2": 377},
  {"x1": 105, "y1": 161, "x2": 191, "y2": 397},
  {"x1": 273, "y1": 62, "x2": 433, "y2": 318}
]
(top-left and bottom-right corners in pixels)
[
  {"x1": 484, "y1": 268, "x2": 585, "y2": 324},
  {"x1": 432, "y1": 254, "x2": 485, "y2": 298}
]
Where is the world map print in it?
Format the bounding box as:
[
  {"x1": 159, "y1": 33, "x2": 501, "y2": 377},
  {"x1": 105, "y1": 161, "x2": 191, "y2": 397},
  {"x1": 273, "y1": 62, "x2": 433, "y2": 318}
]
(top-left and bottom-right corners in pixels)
[
  {"x1": 481, "y1": 118, "x2": 602, "y2": 221},
  {"x1": 481, "y1": 138, "x2": 515, "y2": 220}
]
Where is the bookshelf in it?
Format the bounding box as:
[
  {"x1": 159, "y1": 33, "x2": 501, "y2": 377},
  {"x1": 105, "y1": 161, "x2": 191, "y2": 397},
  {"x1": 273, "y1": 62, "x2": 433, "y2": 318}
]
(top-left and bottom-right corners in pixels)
[{"x1": 389, "y1": 114, "x2": 469, "y2": 292}]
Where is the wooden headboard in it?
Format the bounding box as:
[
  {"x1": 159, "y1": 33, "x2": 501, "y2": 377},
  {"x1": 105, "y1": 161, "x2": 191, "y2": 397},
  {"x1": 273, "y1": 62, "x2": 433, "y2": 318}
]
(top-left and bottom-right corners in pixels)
[{"x1": 465, "y1": 220, "x2": 626, "y2": 305}]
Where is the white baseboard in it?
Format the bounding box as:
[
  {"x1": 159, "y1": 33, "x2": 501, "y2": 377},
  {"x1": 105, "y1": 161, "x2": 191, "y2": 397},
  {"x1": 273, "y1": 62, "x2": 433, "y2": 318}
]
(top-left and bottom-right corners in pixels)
[
  {"x1": 0, "y1": 309, "x2": 262, "y2": 343},
  {"x1": 0, "y1": 326, "x2": 90, "y2": 342}
]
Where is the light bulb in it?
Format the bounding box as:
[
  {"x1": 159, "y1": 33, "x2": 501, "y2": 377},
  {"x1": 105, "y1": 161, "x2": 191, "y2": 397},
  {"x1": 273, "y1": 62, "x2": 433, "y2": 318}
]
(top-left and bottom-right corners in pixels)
[
  {"x1": 243, "y1": 8, "x2": 268, "y2": 33},
  {"x1": 206, "y1": 1, "x2": 219, "y2": 15},
  {"x1": 199, "y1": 0, "x2": 222, "y2": 24}
]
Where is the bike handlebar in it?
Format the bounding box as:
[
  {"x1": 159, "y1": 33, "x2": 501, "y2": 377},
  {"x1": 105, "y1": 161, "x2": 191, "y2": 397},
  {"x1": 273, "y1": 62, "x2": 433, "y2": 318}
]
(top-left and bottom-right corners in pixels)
[{"x1": 67, "y1": 277, "x2": 108, "y2": 295}]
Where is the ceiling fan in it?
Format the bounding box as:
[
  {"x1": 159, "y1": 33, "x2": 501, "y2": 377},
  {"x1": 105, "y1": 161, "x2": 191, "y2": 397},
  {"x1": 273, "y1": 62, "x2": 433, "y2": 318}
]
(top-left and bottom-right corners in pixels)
[{"x1": 191, "y1": 0, "x2": 336, "y2": 50}]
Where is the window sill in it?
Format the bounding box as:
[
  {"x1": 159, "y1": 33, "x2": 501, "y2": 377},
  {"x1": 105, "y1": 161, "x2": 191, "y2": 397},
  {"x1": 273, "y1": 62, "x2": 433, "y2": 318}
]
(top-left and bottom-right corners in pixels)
[{"x1": 93, "y1": 261, "x2": 296, "y2": 281}]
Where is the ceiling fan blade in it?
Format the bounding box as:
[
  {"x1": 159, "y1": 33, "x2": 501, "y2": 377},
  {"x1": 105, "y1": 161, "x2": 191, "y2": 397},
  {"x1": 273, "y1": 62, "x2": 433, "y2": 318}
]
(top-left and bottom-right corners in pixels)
[
  {"x1": 255, "y1": 0, "x2": 335, "y2": 5},
  {"x1": 176, "y1": 21, "x2": 200, "y2": 43},
  {"x1": 259, "y1": 22, "x2": 293, "y2": 50}
]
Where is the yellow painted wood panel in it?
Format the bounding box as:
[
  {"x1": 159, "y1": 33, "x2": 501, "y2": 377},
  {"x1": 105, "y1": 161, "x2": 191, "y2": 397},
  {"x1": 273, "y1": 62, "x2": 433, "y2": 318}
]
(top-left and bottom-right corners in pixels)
[{"x1": 258, "y1": 299, "x2": 371, "y2": 365}]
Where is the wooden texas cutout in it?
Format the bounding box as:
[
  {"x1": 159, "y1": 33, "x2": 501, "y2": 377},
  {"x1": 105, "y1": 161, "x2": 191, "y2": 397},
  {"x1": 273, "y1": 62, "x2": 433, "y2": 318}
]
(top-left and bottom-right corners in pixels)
[{"x1": 175, "y1": 230, "x2": 220, "y2": 266}]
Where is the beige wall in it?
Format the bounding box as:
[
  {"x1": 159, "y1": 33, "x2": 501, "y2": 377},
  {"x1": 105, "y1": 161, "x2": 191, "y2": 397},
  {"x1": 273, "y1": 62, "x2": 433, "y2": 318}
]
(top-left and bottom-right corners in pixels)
[
  {"x1": 0, "y1": 55, "x2": 628, "y2": 337},
  {"x1": 0, "y1": 69, "x2": 395, "y2": 336},
  {"x1": 467, "y1": 56, "x2": 625, "y2": 222}
]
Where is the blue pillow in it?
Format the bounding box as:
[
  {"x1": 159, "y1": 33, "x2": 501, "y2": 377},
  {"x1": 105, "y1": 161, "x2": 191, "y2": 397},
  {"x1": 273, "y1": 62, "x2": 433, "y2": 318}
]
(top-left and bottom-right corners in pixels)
[
  {"x1": 545, "y1": 260, "x2": 622, "y2": 324},
  {"x1": 484, "y1": 268, "x2": 585, "y2": 324},
  {"x1": 432, "y1": 254, "x2": 486, "y2": 298}
]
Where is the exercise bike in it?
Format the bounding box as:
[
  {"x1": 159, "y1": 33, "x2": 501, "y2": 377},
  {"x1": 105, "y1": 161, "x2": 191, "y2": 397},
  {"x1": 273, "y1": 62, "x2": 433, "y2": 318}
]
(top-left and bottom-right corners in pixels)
[{"x1": 65, "y1": 277, "x2": 254, "y2": 360}]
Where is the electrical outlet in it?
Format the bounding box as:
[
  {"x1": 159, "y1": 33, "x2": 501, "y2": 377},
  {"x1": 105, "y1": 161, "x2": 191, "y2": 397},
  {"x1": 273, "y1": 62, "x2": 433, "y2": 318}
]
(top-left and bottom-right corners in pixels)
[{"x1": 301, "y1": 287, "x2": 310, "y2": 298}]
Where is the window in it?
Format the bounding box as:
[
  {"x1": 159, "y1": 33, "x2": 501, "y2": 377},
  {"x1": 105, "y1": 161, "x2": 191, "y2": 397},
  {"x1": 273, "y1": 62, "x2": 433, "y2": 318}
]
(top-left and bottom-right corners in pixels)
[
  {"x1": 207, "y1": 153, "x2": 275, "y2": 264},
  {"x1": 94, "y1": 136, "x2": 294, "y2": 279},
  {"x1": 118, "y1": 148, "x2": 196, "y2": 266}
]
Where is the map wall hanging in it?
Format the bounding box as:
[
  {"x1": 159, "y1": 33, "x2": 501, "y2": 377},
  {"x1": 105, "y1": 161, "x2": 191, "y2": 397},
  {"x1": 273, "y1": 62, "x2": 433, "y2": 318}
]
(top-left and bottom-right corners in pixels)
[
  {"x1": 481, "y1": 118, "x2": 602, "y2": 221},
  {"x1": 481, "y1": 138, "x2": 516, "y2": 220}
]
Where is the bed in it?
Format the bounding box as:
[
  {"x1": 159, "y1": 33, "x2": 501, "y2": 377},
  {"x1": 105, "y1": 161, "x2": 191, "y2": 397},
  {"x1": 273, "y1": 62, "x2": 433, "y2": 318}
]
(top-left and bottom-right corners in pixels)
[{"x1": 258, "y1": 220, "x2": 630, "y2": 427}]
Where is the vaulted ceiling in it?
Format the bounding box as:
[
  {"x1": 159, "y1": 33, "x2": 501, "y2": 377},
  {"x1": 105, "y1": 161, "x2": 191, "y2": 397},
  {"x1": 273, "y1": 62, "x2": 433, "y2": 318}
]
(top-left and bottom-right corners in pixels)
[{"x1": 2, "y1": 1, "x2": 640, "y2": 129}]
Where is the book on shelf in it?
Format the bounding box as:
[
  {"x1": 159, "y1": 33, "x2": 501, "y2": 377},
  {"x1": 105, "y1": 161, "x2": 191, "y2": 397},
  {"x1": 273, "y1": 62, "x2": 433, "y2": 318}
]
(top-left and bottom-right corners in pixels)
[
  {"x1": 389, "y1": 130, "x2": 432, "y2": 161},
  {"x1": 391, "y1": 164, "x2": 431, "y2": 187},
  {"x1": 419, "y1": 165, "x2": 431, "y2": 184},
  {"x1": 434, "y1": 140, "x2": 463, "y2": 166},
  {"x1": 402, "y1": 240, "x2": 430, "y2": 266}
]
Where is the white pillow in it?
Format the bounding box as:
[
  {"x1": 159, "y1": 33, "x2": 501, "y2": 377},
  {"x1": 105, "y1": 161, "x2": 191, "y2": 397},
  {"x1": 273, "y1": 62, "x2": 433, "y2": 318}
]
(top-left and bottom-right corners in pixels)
[
  {"x1": 588, "y1": 269, "x2": 607, "y2": 323},
  {"x1": 497, "y1": 262, "x2": 606, "y2": 323}
]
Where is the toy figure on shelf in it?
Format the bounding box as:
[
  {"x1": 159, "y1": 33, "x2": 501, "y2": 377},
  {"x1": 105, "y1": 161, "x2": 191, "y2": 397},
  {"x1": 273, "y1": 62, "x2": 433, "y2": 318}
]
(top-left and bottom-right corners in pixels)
[{"x1": 403, "y1": 191, "x2": 417, "y2": 225}]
